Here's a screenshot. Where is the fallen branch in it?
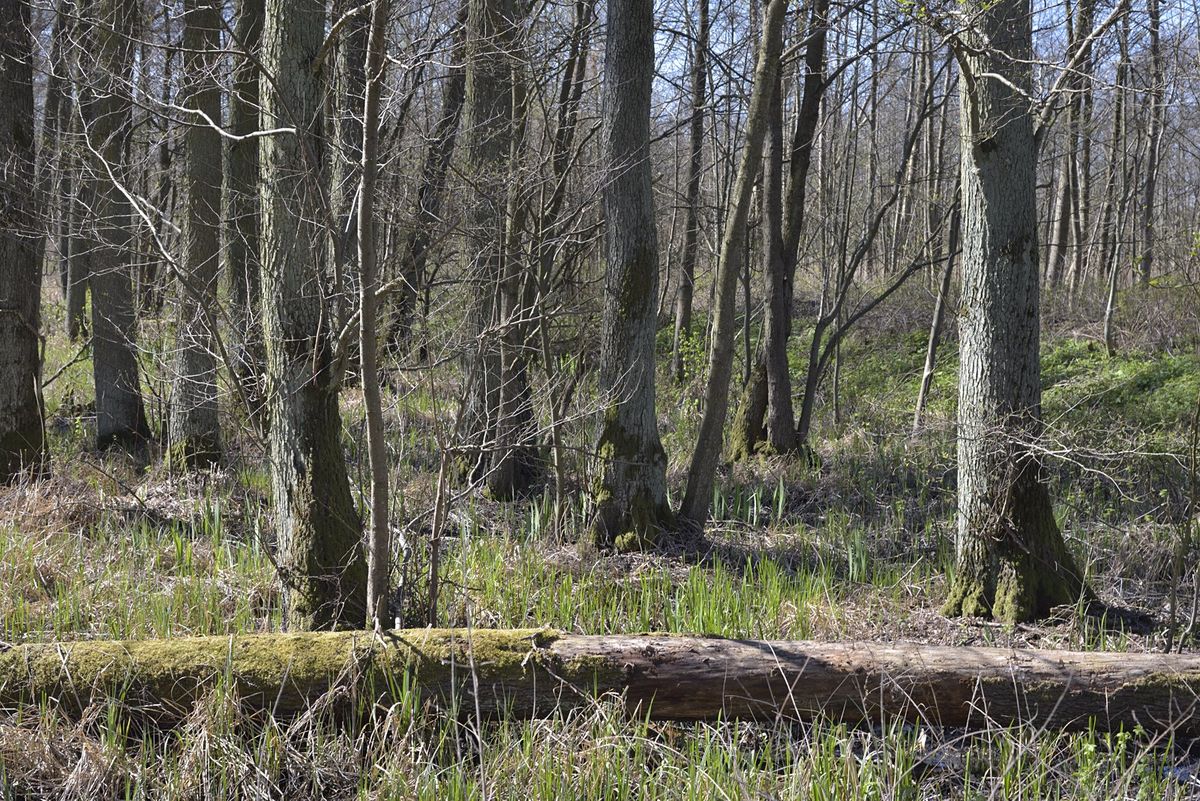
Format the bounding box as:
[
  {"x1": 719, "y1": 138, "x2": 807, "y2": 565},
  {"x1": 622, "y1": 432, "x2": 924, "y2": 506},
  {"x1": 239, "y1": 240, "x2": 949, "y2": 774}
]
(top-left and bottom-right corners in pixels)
[{"x1": 1, "y1": 629, "x2": 1198, "y2": 733}]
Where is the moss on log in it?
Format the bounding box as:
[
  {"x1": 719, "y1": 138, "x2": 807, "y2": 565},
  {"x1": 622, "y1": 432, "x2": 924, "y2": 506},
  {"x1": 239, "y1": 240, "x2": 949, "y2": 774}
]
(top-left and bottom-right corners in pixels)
[{"x1": 2, "y1": 630, "x2": 1199, "y2": 733}]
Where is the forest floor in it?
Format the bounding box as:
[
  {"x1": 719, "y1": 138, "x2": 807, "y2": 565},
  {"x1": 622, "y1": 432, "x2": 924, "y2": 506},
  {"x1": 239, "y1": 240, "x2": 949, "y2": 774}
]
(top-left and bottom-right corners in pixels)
[{"x1": 1, "y1": 283, "x2": 1199, "y2": 799}]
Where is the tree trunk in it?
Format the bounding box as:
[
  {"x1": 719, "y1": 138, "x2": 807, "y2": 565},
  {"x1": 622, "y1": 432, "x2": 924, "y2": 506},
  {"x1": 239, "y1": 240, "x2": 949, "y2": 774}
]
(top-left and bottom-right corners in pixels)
[
  {"x1": 459, "y1": 0, "x2": 539, "y2": 500},
  {"x1": 64, "y1": 108, "x2": 88, "y2": 343},
  {"x1": 670, "y1": 0, "x2": 709, "y2": 385},
  {"x1": 386, "y1": 3, "x2": 468, "y2": 355},
  {"x1": 225, "y1": 0, "x2": 265, "y2": 417},
  {"x1": 0, "y1": 0, "x2": 45, "y2": 481},
  {"x1": 330, "y1": 0, "x2": 368, "y2": 301},
  {"x1": 942, "y1": 0, "x2": 1089, "y2": 623},
  {"x1": 4, "y1": 630, "x2": 1200, "y2": 734},
  {"x1": 359, "y1": 0, "x2": 390, "y2": 627},
  {"x1": 912, "y1": 194, "x2": 960, "y2": 435},
  {"x1": 590, "y1": 0, "x2": 672, "y2": 550},
  {"x1": 1139, "y1": 0, "x2": 1162, "y2": 287},
  {"x1": 760, "y1": 74, "x2": 797, "y2": 454},
  {"x1": 730, "y1": 0, "x2": 829, "y2": 458},
  {"x1": 168, "y1": 0, "x2": 223, "y2": 469},
  {"x1": 681, "y1": 0, "x2": 788, "y2": 526},
  {"x1": 83, "y1": 0, "x2": 152, "y2": 454},
  {"x1": 260, "y1": 0, "x2": 367, "y2": 630}
]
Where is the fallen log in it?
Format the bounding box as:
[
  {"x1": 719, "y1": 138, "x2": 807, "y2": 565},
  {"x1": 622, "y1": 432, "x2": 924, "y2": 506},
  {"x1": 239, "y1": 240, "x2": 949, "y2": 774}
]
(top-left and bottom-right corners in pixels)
[{"x1": 1, "y1": 629, "x2": 1198, "y2": 734}]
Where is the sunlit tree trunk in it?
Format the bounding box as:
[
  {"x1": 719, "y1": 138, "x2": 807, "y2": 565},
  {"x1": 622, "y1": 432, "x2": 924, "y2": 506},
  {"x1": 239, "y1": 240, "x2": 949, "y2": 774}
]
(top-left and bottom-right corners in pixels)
[
  {"x1": 590, "y1": 0, "x2": 672, "y2": 550},
  {"x1": 670, "y1": 0, "x2": 709, "y2": 384},
  {"x1": 359, "y1": 0, "x2": 390, "y2": 626},
  {"x1": 942, "y1": 0, "x2": 1089, "y2": 623},
  {"x1": 682, "y1": 0, "x2": 788, "y2": 526},
  {"x1": 260, "y1": 0, "x2": 366, "y2": 629}
]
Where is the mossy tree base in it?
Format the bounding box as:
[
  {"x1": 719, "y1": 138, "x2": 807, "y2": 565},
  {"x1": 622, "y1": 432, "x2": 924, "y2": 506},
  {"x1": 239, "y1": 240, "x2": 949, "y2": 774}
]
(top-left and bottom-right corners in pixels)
[
  {"x1": 590, "y1": 412, "x2": 672, "y2": 552},
  {"x1": 166, "y1": 436, "x2": 222, "y2": 472},
  {"x1": 4, "y1": 629, "x2": 1200, "y2": 734},
  {"x1": 945, "y1": 473, "x2": 1089, "y2": 624}
]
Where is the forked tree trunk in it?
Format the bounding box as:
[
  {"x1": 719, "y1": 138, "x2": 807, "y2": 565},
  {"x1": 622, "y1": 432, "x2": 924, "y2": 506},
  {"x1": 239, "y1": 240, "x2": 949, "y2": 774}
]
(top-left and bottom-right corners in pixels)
[
  {"x1": 0, "y1": 0, "x2": 45, "y2": 481},
  {"x1": 83, "y1": 0, "x2": 152, "y2": 454},
  {"x1": 942, "y1": 0, "x2": 1089, "y2": 623},
  {"x1": 730, "y1": 0, "x2": 828, "y2": 459},
  {"x1": 590, "y1": 0, "x2": 672, "y2": 550},
  {"x1": 670, "y1": 0, "x2": 709, "y2": 384},
  {"x1": 168, "y1": 0, "x2": 223, "y2": 469},
  {"x1": 225, "y1": 0, "x2": 265, "y2": 416},
  {"x1": 681, "y1": 0, "x2": 788, "y2": 526},
  {"x1": 3, "y1": 631, "x2": 1199, "y2": 735},
  {"x1": 260, "y1": 0, "x2": 367, "y2": 630},
  {"x1": 760, "y1": 72, "x2": 796, "y2": 454}
]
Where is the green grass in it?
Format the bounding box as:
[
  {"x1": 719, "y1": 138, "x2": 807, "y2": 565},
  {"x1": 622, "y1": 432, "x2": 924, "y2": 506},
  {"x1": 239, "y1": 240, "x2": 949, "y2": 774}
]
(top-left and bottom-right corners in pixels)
[{"x1": 2, "y1": 289, "x2": 1198, "y2": 798}]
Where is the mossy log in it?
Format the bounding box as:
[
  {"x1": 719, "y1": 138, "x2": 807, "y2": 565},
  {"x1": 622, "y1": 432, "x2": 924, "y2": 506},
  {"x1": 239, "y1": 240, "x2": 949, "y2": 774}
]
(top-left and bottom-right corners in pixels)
[{"x1": 2, "y1": 629, "x2": 1199, "y2": 733}]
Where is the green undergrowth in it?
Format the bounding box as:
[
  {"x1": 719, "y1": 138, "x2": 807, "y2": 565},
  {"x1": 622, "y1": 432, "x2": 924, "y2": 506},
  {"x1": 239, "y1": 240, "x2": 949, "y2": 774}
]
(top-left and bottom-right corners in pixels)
[{"x1": 2, "y1": 290, "x2": 1196, "y2": 798}]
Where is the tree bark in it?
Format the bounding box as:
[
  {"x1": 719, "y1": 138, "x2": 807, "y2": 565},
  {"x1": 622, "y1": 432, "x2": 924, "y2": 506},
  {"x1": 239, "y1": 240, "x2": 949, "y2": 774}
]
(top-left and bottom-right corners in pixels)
[
  {"x1": 760, "y1": 72, "x2": 795, "y2": 453},
  {"x1": 168, "y1": 0, "x2": 224, "y2": 469},
  {"x1": 0, "y1": 0, "x2": 45, "y2": 481},
  {"x1": 942, "y1": 0, "x2": 1089, "y2": 623},
  {"x1": 670, "y1": 0, "x2": 709, "y2": 385},
  {"x1": 260, "y1": 0, "x2": 367, "y2": 630},
  {"x1": 681, "y1": 0, "x2": 788, "y2": 526},
  {"x1": 590, "y1": 0, "x2": 672, "y2": 550},
  {"x1": 82, "y1": 0, "x2": 152, "y2": 454},
  {"x1": 3, "y1": 630, "x2": 1199, "y2": 734}
]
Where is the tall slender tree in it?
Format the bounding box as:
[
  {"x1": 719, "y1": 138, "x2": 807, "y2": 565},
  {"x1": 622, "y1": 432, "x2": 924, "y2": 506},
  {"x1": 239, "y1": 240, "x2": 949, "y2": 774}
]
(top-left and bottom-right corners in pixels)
[
  {"x1": 260, "y1": 0, "x2": 366, "y2": 629},
  {"x1": 681, "y1": 0, "x2": 788, "y2": 525},
  {"x1": 590, "y1": 0, "x2": 672, "y2": 549},
  {"x1": 670, "y1": 0, "x2": 709, "y2": 384},
  {"x1": 168, "y1": 0, "x2": 223, "y2": 468},
  {"x1": 942, "y1": 0, "x2": 1089, "y2": 622},
  {"x1": 0, "y1": 0, "x2": 44, "y2": 481},
  {"x1": 82, "y1": 0, "x2": 152, "y2": 453},
  {"x1": 359, "y1": 0, "x2": 390, "y2": 627}
]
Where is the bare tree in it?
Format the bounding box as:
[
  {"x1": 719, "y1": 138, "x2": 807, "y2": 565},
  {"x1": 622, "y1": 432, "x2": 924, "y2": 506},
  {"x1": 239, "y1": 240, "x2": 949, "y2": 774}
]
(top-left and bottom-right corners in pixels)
[
  {"x1": 458, "y1": 0, "x2": 539, "y2": 500},
  {"x1": 0, "y1": 0, "x2": 44, "y2": 481},
  {"x1": 224, "y1": 0, "x2": 265, "y2": 412},
  {"x1": 942, "y1": 0, "x2": 1090, "y2": 622},
  {"x1": 590, "y1": 0, "x2": 672, "y2": 549},
  {"x1": 681, "y1": 0, "x2": 788, "y2": 526},
  {"x1": 168, "y1": 0, "x2": 223, "y2": 468},
  {"x1": 260, "y1": 0, "x2": 366, "y2": 629},
  {"x1": 359, "y1": 0, "x2": 390, "y2": 627},
  {"x1": 670, "y1": 0, "x2": 709, "y2": 385},
  {"x1": 81, "y1": 0, "x2": 152, "y2": 453}
]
